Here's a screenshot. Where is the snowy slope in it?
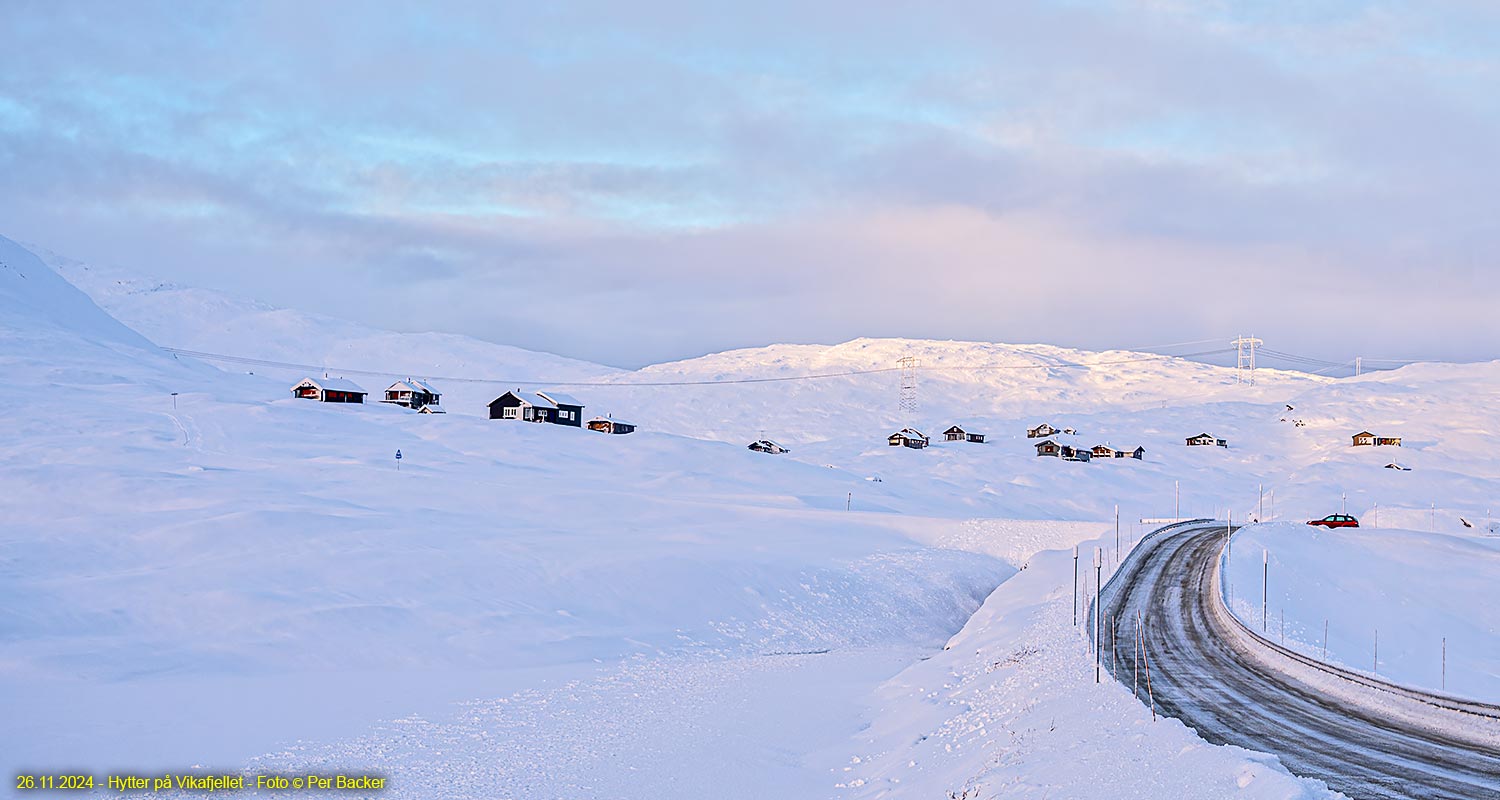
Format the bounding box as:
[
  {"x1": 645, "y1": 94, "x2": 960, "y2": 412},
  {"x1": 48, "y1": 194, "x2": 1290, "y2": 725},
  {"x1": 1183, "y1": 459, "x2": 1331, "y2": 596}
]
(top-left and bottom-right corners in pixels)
[
  {"x1": 7, "y1": 237, "x2": 1499, "y2": 798},
  {"x1": 32, "y1": 244, "x2": 620, "y2": 415},
  {"x1": 0, "y1": 239, "x2": 1022, "y2": 796},
  {"x1": 1226, "y1": 521, "x2": 1500, "y2": 701}
]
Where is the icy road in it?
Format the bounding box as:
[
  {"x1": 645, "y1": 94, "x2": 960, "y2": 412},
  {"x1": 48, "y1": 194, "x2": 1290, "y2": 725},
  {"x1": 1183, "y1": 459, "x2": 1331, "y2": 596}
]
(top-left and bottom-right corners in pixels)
[{"x1": 1101, "y1": 524, "x2": 1500, "y2": 800}]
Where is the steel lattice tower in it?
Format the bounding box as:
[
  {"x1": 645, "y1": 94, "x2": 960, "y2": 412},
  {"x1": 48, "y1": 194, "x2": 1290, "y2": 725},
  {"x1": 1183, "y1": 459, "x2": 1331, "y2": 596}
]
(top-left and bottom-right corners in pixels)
[
  {"x1": 898, "y1": 355, "x2": 920, "y2": 419},
  {"x1": 1233, "y1": 335, "x2": 1263, "y2": 385}
]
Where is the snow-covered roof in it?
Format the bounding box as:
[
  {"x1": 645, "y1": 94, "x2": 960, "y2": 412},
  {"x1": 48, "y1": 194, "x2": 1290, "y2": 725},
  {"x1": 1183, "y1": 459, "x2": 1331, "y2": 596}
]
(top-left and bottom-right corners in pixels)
[
  {"x1": 537, "y1": 390, "x2": 582, "y2": 407},
  {"x1": 298, "y1": 376, "x2": 365, "y2": 393},
  {"x1": 1352, "y1": 430, "x2": 1376, "y2": 437},
  {"x1": 387, "y1": 379, "x2": 438, "y2": 394},
  {"x1": 589, "y1": 416, "x2": 635, "y2": 426},
  {"x1": 504, "y1": 390, "x2": 556, "y2": 408},
  {"x1": 417, "y1": 404, "x2": 446, "y2": 414}
]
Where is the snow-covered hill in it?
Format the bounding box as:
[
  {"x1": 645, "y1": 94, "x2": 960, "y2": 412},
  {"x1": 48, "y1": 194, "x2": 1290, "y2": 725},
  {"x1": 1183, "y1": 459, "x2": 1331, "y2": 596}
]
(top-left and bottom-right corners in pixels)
[{"x1": 6, "y1": 237, "x2": 1497, "y2": 798}]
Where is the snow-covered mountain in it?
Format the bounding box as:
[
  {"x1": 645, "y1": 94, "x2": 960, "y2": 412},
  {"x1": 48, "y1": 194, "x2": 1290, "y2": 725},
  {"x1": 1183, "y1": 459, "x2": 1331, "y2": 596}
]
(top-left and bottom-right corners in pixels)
[{"x1": 5, "y1": 236, "x2": 1497, "y2": 799}]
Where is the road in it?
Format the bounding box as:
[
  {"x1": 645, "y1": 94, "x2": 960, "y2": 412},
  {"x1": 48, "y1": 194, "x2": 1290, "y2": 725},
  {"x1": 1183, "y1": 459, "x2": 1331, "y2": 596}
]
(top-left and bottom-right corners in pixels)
[{"x1": 1101, "y1": 524, "x2": 1500, "y2": 800}]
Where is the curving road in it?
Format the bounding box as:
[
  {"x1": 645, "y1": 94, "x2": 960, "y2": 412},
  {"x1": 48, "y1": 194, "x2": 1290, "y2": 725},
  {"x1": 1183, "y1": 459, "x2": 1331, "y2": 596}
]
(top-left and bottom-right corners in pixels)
[{"x1": 1100, "y1": 524, "x2": 1500, "y2": 800}]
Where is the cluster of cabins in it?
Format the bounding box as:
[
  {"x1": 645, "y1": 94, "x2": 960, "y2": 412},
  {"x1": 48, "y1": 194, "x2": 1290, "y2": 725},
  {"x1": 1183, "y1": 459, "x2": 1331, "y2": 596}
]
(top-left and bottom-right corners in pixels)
[
  {"x1": 289, "y1": 377, "x2": 636, "y2": 434},
  {"x1": 887, "y1": 425, "x2": 988, "y2": 449}
]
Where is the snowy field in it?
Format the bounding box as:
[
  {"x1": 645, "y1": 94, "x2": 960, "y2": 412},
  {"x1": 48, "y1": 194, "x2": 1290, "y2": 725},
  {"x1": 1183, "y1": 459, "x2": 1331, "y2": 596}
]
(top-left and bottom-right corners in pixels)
[
  {"x1": 5, "y1": 234, "x2": 1500, "y2": 797},
  {"x1": 1225, "y1": 521, "x2": 1500, "y2": 701}
]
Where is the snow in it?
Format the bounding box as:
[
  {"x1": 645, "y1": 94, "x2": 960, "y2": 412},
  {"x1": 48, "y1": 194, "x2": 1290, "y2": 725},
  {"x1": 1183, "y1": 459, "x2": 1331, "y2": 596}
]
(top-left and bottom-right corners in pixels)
[
  {"x1": 1224, "y1": 521, "x2": 1500, "y2": 701},
  {"x1": 4, "y1": 235, "x2": 1500, "y2": 797}
]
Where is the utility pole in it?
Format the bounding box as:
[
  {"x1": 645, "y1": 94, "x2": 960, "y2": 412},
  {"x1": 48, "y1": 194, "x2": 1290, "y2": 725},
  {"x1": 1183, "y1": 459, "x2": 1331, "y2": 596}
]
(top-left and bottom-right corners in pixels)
[
  {"x1": 1233, "y1": 335, "x2": 1263, "y2": 385},
  {"x1": 1355, "y1": 356, "x2": 1362, "y2": 377},
  {"x1": 1374, "y1": 629, "x2": 1379, "y2": 675},
  {"x1": 1323, "y1": 620, "x2": 1329, "y2": 660},
  {"x1": 1174, "y1": 481, "x2": 1180, "y2": 521},
  {"x1": 1442, "y1": 637, "x2": 1447, "y2": 691}
]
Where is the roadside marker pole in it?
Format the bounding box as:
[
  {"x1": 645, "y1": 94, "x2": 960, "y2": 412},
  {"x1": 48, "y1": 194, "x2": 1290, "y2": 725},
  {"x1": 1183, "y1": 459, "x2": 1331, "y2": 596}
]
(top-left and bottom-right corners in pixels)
[
  {"x1": 1143, "y1": 614, "x2": 1156, "y2": 721},
  {"x1": 1095, "y1": 549, "x2": 1102, "y2": 684},
  {"x1": 1262, "y1": 549, "x2": 1269, "y2": 632},
  {"x1": 1442, "y1": 637, "x2": 1447, "y2": 691},
  {"x1": 1073, "y1": 546, "x2": 1079, "y2": 626},
  {"x1": 1374, "y1": 629, "x2": 1379, "y2": 675},
  {"x1": 1323, "y1": 620, "x2": 1329, "y2": 660},
  {"x1": 1133, "y1": 611, "x2": 1140, "y2": 699}
]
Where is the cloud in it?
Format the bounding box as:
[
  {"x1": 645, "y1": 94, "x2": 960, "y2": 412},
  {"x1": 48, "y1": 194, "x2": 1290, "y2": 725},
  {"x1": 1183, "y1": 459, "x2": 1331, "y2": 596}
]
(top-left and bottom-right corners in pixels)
[{"x1": 0, "y1": 0, "x2": 1496, "y2": 366}]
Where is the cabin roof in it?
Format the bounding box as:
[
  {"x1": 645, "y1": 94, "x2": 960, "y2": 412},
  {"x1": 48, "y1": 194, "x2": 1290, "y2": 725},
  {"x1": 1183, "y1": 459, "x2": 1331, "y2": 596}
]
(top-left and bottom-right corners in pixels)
[
  {"x1": 388, "y1": 378, "x2": 438, "y2": 394},
  {"x1": 537, "y1": 390, "x2": 582, "y2": 407},
  {"x1": 1352, "y1": 430, "x2": 1376, "y2": 437},
  {"x1": 299, "y1": 376, "x2": 365, "y2": 392},
  {"x1": 495, "y1": 389, "x2": 555, "y2": 408},
  {"x1": 589, "y1": 416, "x2": 635, "y2": 426}
]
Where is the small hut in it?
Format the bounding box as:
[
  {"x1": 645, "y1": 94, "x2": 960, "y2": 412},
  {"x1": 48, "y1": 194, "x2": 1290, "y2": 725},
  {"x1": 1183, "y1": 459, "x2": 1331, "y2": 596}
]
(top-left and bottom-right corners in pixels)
[{"x1": 587, "y1": 416, "x2": 636, "y2": 434}]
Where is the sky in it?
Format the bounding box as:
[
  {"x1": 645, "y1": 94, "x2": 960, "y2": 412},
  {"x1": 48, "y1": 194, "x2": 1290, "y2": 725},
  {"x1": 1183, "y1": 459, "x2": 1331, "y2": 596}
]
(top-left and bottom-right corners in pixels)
[{"x1": 2, "y1": 0, "x2": 1498, "y2": 369}]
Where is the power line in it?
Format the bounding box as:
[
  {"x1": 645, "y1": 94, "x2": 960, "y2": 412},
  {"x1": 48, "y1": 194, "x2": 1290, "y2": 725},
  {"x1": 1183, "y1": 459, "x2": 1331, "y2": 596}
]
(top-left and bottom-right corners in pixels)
[{"x1": 162, "y1": 346, "x2": 1240, "y2": 388}]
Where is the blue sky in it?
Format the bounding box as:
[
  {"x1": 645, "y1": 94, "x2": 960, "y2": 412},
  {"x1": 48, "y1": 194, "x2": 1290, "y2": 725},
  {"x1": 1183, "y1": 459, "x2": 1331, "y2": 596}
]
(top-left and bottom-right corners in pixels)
[{"x1": 2, "y1": 1, "x2": 1497, "y2": 367}]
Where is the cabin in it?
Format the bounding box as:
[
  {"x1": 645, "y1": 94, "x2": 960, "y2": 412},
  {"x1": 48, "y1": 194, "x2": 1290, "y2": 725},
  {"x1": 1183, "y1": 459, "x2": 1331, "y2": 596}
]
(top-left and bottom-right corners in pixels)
[
  {"x1": 416, "y1": 404, "x2": 446, "y2": 414},
  {"x1": 748, "y1": 439, "x2": 789, "y2": 454},
  {"x1": 1351, "y1": 431, "x2": 1376, "y2": 447},
  {"x1": 1385, "y1": 462, "x2": 1411, "y2": 471},
  {"x1": 1376, "y1": 436, "x2": 1402, "y2": 447},
  {"x1": 1027, "y1": 423, "x2": 1059, "y2": 439},
  {"x1": 1062, "y1": 427, "x2": 1077, "y2": 435},
  {"x1": 1035, "y1": 439, "x2": 1062, "y2": 458},
  {"x1": 488, "y1": 390, "x2": 556, "y2": 422},
  {"x1": 383, "y1": 379, "x2": 441, "y2": 410},
  {"x1": 943, "y1": 425, "x2": 985, "y2": 443},
  {"x1": 888, "y1": 428, "x2": 929, "y2": 449},
  {"x1": 291, "y1": 377, "x2": 366, "y2": 403},
  {"x1": 1186, "y1": 433, "x2": 1227, "y2": 447},
  {"x1": 1061, "y1": 444, "x2": 1092, "y2": 462},
  {"x1": 1117, "y1": 446, "x2": 1146, "y2": 460},
  {"x1": 587, "y1": 416, "x2": 636, "y2": 434},
  {"x1": 1091, "y1": 444, "x2": 1117, "y2": 459},
  {"x1": 537, "y1": 391, "x2": 585, "y2": 427}
]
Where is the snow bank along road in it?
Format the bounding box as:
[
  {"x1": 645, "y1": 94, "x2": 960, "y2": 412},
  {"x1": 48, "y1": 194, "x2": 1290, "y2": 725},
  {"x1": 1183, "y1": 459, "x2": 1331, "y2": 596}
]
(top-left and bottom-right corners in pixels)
[{"x1": 1100, "y1": 524, "x2": 1500, "y2": 800}]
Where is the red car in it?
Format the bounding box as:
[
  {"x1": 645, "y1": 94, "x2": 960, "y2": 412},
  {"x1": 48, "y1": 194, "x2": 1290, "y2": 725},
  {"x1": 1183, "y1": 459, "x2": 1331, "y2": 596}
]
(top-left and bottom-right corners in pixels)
[{"x1": 1307, "y1": 514, "x2": 1360, "y2": 528}]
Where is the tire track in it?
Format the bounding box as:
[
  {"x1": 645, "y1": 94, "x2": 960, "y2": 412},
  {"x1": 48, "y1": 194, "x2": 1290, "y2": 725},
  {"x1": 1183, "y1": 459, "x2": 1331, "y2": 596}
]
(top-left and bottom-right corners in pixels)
[{"x1": 1103, "y1": 525, "x2": 1500, "y2": 800}]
